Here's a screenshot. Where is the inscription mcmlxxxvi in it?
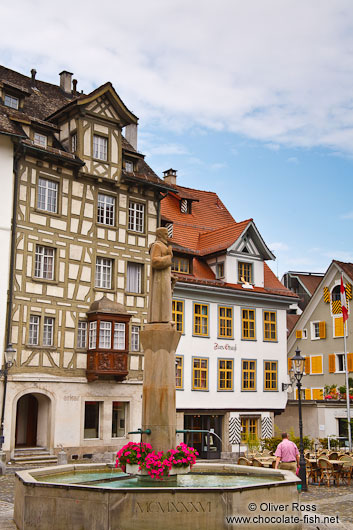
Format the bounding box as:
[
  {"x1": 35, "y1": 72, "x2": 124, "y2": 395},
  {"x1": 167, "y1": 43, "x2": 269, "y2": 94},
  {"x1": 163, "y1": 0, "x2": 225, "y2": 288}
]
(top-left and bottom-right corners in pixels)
[{"x1": 136, "y1": 501, "x2": 212, "y2": 514}]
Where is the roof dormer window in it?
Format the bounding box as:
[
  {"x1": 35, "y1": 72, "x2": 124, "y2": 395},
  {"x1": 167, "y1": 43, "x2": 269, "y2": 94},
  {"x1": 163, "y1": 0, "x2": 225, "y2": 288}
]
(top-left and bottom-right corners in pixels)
[
  {"x1": 125, "y1": 160, "x2": 134, "y2": 173},
  {"x1": 34, "y1": 132, "x2": 47, "y2": 148},
  {"x1": 4, "y1": 94, "x2": 19, "y2": 110},
  {"x1": 180, "y1": 199, "x2": 191, "y2": 214}
]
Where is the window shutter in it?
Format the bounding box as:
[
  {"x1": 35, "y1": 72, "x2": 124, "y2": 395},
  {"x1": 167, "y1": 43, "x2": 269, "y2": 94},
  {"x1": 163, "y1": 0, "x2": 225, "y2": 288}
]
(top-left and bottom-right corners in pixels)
[
  {"x1": 296, "y1": 330, "x2": 302, "y2": 339},
  {"x1": 305, "y1": 357, "x2": 310, "y2": 374},
  {"x1": 347, "y1": 353, "x2": 353, "y2": 372},
  {"x1": 329, "y1": 354, "x2": 336, "y2": 373},
  {"x1": 319, "y1": 321, "x2": 326, "y2": 339},
  {"x1": 312, "y1": 388, "x2": 323, "y2": 400},
  {"x1": 346, "y1": 282, "x2": 352, "y2": 301},
  {"x1": 287, "y1": 357, "x2": 292, "y2": 373},
  {"x1": 305, "y1": 389, "x2": 311, "y2": 400},
  {"x1": 311, "y1": 356, "x2": 322, "y2": 374},
  {"x1": 334, "y1": 317, "x2": 344, "y2": 337},
  {"x1": 323, "y1": 287, "x2": 330, "y2": 303}
]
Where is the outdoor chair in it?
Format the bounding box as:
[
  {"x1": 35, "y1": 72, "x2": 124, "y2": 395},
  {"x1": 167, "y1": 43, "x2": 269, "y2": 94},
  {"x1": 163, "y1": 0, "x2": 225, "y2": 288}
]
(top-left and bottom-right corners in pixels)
[
  {"x1": 305, "y1": 458, "x2": 318, "y2": 484},
  {"x1": 317, "y1": 458, "x2": 341, "y2": 487},
  {"x1": 252, "y1": 458, "x2": 264, "y2": 467},
  {"x1": 338, "y1": 455, "x2": 353, "y2": 485},
  {"x1": 328, "y1": 452, "x2": 339, "y2": 460},
  {"x1": 238, "y1": 457, "x2": 252, "y2": 466}
]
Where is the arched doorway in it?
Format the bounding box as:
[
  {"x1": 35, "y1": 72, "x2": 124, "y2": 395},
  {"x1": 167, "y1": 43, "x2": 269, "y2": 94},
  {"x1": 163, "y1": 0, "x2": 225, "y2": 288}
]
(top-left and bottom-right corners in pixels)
[{"x1": 15, "y1": 393, "x2": 51, "y2": 448}]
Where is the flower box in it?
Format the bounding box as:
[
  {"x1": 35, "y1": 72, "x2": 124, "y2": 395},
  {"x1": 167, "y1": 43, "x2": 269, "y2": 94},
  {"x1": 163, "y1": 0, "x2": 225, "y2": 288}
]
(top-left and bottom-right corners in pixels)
[
  {"x1": 170, "y1": 465, "x2": 190, "y2": 475},
  {"x1": 126, "y1": 463, "x2": 149, "y2": 475}
]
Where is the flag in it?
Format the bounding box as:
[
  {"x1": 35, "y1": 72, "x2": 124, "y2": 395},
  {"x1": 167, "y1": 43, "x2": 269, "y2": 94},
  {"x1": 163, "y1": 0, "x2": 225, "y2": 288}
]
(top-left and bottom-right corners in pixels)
[{"x1": 341, "y1": 276, "x2": 348, "y2": 323}]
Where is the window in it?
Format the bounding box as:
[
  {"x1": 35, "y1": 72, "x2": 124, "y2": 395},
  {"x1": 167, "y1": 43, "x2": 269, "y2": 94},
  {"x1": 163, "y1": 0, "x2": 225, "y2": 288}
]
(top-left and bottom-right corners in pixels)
[
  {"x1": 176, "y1": 356, "x2": 183, "y2": 389},
  {"x1": 218, "y1": 359, "x2": 233, "y2": 390},
  {"x1": 4, "y1": 94, "x2": 19, "y2": 109},
  {"x1": 29, "y1": 315, "x2": 40, "y2": 346},
  {"x1": 193, "y1": 303, "x2": 209, "y2": 336},
  {"x1": 125, "y1": 161, "x2": 134, "y2": 172},
  {"x1": 112, "y1": 402, "x2": 126, "y2": 438},
  {"x1": 303, "y1": 329, "x2": 308, "y2": 339},
  {"x1": 34, "y1": 245, "x2": 55, "y2": 280},
  {"x1": 126, "y1": 262, "x2": 143, "y2": 293},
  {"x1": 93, "y1": 135, "x2": 108, "y2": 161},
  {"x1": 180, "y1": 199, "x2": 191, "y2": 214},
  {"x1": 165, "y1": 222, "x2": 173, "y2": 238},
  {"x1": 84, "y1": 401, "x2": 100, "y2": 438},
  {"x1": 192, "y1": 357, "x2": 208, "y2": 390},
  {"x1": 241, "y1": 308, "x2": 256, "y2": 340},
  {"x1": 128, "y1": 201, "x2": 144, "y2": 232},
  {"x1": 43, "y1": 317, "x2": 54, "y2": 346},
  {"x1": 312, "y1": 388, "x2": 324, "y2": 400},
  {"x1": 71, "y1": 133, "x2": 77, "y2": 153},
  {"x1": 172, "y1": 256, "x2": 189, "y2": 273},
  {"x1": 114, "y1": 323, "x2": 125, "y2": 350},
  {"x1": 97, "y1": 194, "x2": 115, "y2": 225},
  {"x1": 37, "y1": 178, "x2": 58, "y2": 213},
  {"x1": 218, "y1": 306, "x2": 233, "y2": 338},
  {"x1": 332, "y1": 285, "x2": 341, "y2": 301},
  {"x1": 77, "y1": 321, "x2": 87, "y2": 349},
  {"x1": 131, "y1": 325, "x2": 140, "y2": 351},
  {"x1": 263, "y1": 311, "x2": 277, "y2": 341},
  {"x1": 336, "y1": 353, "x2": 346, "y2": 372},
  {"x1": 242, "y1": 360, "x2": 256, "y2": 391},
  {"x1": 241, "y1": 418, "x2": 257, "y2": 442},
  {"x1": 89, "y1": 321, "x2": 97, "y2": 349},
  {"x1": 33, "y1": 132, "x2": 47, "y2": 148},
  {"x1": 95, "y1": 257, "x2": 113, "y2": 289},
  {"x1": 334, "y1": 317, "x2": 345, "y2": 338},
  {"x1": 172, "y1": 299, "x2": 184, "y2": 333},
  {"x1": 99, "y1": 321, "x2": 111, "y2": 348},
  {"x1": 295, "y1": 388, "x2": 311, "y2": 400},
  {"x1": 264, "y1": 361, "x2": 277, "y2": 391},
  {"x1": 311, "y1": 322, "x2": 320, "y2": 339},
  {"x1": 238, "y1": 262, "x2": 252, "y2": 283},
  {"x1": 216, "y1": 262, "x2": 225, "y2": 279},
  {"x1": 310, "y1": 355, "x2": 323, "y2": 374}
]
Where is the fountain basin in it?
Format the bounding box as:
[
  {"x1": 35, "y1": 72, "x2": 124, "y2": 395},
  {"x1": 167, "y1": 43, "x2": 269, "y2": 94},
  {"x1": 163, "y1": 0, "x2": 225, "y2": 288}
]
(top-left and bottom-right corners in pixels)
[{"x1": 14, "y1": 462, "x2": 301, "y2": 530}]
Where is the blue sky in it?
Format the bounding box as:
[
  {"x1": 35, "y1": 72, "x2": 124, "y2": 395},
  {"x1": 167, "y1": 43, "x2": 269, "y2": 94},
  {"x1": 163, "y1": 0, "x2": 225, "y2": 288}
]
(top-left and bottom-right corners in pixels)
[{"x1": 2, "y1": 0, "x2": 353, "y2": 278}]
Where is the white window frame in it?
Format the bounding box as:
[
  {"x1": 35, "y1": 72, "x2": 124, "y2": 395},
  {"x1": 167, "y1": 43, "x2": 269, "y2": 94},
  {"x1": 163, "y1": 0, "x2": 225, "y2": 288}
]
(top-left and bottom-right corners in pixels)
[
  {"x1": 37, "y1": 178, "x2": 58, "y2": 213},
  {"x1": 77, "y1": 321, "x2": 87, "y2": 349},
  {"x1": 84, "y1": 401, "x2": 101, "y2": 439},
  {"x1": 99, "y1": 321, "x2": 112, "y2": 348},
  {"x1": 311, "y1": 321, "x2": 320, "y2": 340},
  {"x1": 335, "y1": 353, "x2": 346, "y2": 373},
  {"x1": 128, "y1": 201, "x2": 145, "y2": 233},
  {"x1": 95, "y1": 257, "x2": 113, "y2": 289},
  {"x1": 113, "y1": 322, "x2": 125, "y2": 350},
  {"x1": 34, "y1": 245, "x2": 55, "y2": 280},
  {"x1": 43, "y1": 316, "x2": 54, "y2": 346},
  {"x1": 97, "y1": 193, "x2": 115, "y2": 226},
  {"x1": 34, "y1": 132, "x2": 47, "y2": 148},
  {"x1": 126, "y1": 262, "x2": 143, "y2": 293},
  {"x1": 131, "y1": 325, "x2": 140, "y2": 352},
  {"x1": 302, "y1": 328, "x2": 308, "y2": 339},
  {"x1": 29, "y1": 315, "x2": 40, "y2": 346},
  {"x1": 125, "y1": 161, "x2": 133, "y2": 172},
  {"x1": 89, "y1": 321, "x2": 97, "y2": 349},
  {"x1": 71, "y1": 133, "x2": 77, "y2": 153},
  {"x1": 93, "y1": 135, "x2": 108, "y2": 161},
  {"x1": 4, "y1": 94, "x2": 19, "y2": 109}
]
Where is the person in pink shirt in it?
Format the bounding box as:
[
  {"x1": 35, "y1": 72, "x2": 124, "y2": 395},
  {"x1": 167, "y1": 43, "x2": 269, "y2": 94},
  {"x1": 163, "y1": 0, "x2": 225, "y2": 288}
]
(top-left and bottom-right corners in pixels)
[{"x1": 274, "y1": 432, "x2": 299, "y2": 474}]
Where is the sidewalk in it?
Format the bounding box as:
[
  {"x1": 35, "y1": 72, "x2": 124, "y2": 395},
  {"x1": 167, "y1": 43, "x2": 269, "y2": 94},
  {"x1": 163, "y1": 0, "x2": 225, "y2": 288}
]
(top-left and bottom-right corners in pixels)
[{"x1": 0, "y1": 463, "x2": 352, "y2": 529}]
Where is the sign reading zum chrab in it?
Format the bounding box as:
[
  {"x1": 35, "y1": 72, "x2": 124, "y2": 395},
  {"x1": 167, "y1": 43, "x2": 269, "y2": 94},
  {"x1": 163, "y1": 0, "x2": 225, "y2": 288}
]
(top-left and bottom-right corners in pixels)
[{"x1": 136, "y1": 501, "x2": 212, "y2": 513}]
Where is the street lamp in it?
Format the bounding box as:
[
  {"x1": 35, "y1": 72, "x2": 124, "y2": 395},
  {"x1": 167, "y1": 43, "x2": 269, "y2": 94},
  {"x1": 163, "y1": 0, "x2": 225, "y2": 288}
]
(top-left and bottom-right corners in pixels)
[
  {"x1": 291, "y1": 347, "x2": 307, "y2": 491},
  {"x1": 0, "y1": 345, "x2": 16, "y2": 455},
  {"x1": 282, "y1": 367, "x2": 295, "y2": 391}
]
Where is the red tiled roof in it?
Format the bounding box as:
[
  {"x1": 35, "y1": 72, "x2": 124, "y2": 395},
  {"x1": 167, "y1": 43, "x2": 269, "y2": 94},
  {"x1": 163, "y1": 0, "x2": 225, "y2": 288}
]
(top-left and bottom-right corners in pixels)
[
  {"x1": 333, "y1": 261, "x2": 353, "y2": 283},
  {"x1": 295, "y1": 273, "x2": 323, "y2": 295},
  {"x1": 198, "y1": 220, "x2": 251, "y2": 254}
]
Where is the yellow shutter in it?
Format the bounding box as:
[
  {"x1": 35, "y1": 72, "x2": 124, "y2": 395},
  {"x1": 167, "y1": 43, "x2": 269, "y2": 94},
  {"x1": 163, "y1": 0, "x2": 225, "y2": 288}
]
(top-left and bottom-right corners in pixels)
[
  {"x1": 305, "y1": 389, "x2": 311, "y2": 400},
  {"x1": 335, "y1": 317, "x2": 344, "y2": 337},
  {"x1": 319, "y1": 321, "x2": 326, "y2": 339},
  {"x1": 346, "y1": 282, "x2": 352, "y2": 300},
  {"x1": 305, "y1": 357, "x2": 310, "y2": 374},
  {"x1": 311, "y1": 355, "x2": 323, "y2": 374},
  {"x1": 296, "y1": 330, "x2": 302, "y2": 339},
  {"x1": 288, "y1": 357, "x2": 292, "y2": 373},
  {"x1": 323, "y1": 286, "x2": 330, "y2": 303},
  {"x1": 329, "y1": 354, "x2": 336, "y2": 373},
  {"x1": 312, "y1": 388, "x2": 323, "y2": 400},
  {"x1": 347, "y1": 353, "x2": 353, "y2": 372}
]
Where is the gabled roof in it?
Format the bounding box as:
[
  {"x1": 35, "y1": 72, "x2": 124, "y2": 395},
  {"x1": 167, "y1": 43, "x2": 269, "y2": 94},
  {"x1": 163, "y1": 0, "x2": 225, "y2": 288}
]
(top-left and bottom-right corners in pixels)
[
  {"x1": 333, "y1": 260, "x2": 353, "y2": 283},
  {"x1": 283, "y1": 271, "x2": 324, "y2": 296}
]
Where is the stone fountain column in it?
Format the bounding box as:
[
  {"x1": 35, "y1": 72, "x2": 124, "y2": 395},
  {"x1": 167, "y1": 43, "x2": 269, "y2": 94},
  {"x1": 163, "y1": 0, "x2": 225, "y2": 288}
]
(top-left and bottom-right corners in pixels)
[{"x1": 140, "y1": 227, "x2": 180, "y2": 453}]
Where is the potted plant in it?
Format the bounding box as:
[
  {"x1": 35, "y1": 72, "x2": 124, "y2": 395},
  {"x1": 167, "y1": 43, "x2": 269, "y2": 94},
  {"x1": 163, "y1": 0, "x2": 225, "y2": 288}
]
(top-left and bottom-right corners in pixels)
[
  {"x1": 115, "y1": 442, "x2": 152, "y2": 474},
  {"x1": 167, "y1": 443, "x2": 198, "y2": 474}
]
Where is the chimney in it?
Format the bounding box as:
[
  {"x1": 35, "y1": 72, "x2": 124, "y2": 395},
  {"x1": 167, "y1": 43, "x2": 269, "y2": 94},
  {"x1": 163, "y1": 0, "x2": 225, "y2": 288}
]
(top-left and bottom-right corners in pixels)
[
  {"x1": 30, "y1": 69, "x2": 37, "y2": 87},
  {"x1": 72, "y1": 79, "x2": 78, "y2": 95},
  {"x1": 59, "y1": 70, "x2": 73, "y2": 93},
  {"x1": 163, "y1": 168, "x2": 177, "y2": 186},
  {"x1": 124, "y1": 123, "x2": 138, "y2": 151}
]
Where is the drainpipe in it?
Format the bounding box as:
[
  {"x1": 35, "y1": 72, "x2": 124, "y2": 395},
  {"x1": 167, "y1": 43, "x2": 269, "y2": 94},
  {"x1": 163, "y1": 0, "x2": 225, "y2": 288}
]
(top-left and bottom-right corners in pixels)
[{"x1": 0, "y1": 143, "x2": 21, "y2": 466}]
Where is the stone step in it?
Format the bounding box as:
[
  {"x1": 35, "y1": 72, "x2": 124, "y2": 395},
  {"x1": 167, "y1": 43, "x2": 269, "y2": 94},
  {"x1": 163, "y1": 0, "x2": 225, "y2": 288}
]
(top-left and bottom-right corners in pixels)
[
  {"x1": 11, "y1": 455, "x2": 57, "y2": 464},
  {"x1": 10, "y1": 458, "x2": 58, "y2": 466}
]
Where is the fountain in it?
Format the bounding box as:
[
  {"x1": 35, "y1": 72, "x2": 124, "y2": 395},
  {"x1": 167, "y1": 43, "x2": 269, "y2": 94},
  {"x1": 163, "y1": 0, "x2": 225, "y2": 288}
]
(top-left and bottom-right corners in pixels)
[{"x1": 14, "y1": 228, "x2": 301, "y2": 529}]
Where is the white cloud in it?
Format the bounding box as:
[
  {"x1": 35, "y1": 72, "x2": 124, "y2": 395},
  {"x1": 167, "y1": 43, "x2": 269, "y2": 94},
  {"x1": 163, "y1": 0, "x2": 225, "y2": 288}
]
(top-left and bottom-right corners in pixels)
[
  {"x1": 269, "y1": 242, "x2": 289, "y2": 252},
  {"x1": 287, "y1": 157, "x2": 299, "y2": 164},
  {"x1": 148, "y1": 143, "x2": 189, "y2": 156},
  {"x1": 3, "y1": 1, "x2": 353, "y2": 153},
  {"x1": 341, "y1": 211, "x2": 353, "y2": 220}
]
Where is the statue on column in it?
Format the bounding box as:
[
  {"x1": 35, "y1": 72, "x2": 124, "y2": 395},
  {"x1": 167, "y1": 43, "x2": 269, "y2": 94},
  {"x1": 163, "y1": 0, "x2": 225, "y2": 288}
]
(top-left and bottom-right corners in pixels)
[{"x1": 147, "y1": 227, "x2": 176, "y2": 323}]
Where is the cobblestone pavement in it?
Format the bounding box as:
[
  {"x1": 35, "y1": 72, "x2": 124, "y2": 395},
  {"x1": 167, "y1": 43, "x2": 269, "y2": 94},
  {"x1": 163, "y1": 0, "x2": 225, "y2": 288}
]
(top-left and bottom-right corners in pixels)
[{"x1": 0, "y1": 464, "x2": 352, "y2": 529}]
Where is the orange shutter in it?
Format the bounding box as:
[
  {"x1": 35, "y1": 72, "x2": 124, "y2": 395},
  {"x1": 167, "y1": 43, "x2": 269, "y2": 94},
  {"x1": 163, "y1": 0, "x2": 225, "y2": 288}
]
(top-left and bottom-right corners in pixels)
[
  {"x1": 296, "y1": 330, "x2": 302, "y2": 339},
  {"x1": 305, "y1": 357, "x2": 310, "y2": 374},
  {"x1": 288, "y1": 357, "x2": 292, "y2": 373},
  {"x1": 305, "y1": 389, "x2": 311, "y2": 400},
  {"x1": 347, "y1": 353, "x2": 353, "y2": 372},
  {"x1": 335, "y1": 317, "x2": 344, "y2": 337},
  {"x1": 329, "y1": 354, "x2": 336, "y2": 373},
  {"x1": 311, "y1": 356, "x2": 323, "y2": 374},
  {"x1": 319, "y1": 321, "x2": 326, "y2": 339},
  {"x1": 312, "y1": 388, "x2": 323, "y2": 400}
]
